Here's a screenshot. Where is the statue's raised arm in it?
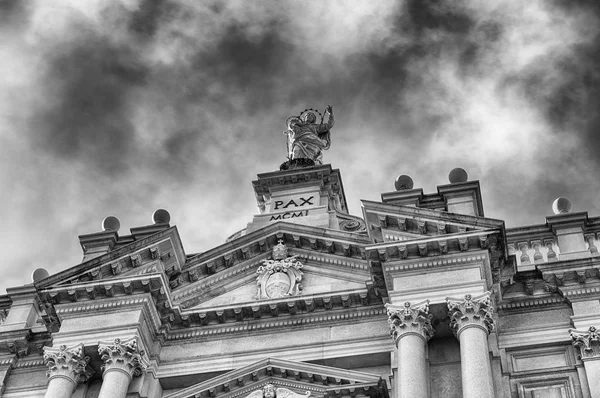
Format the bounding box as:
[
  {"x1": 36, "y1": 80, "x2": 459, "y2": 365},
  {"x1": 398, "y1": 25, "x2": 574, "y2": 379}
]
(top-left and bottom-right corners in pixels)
[{"x1": 281, "y1": 105, "x2": 335, "y2": 169}]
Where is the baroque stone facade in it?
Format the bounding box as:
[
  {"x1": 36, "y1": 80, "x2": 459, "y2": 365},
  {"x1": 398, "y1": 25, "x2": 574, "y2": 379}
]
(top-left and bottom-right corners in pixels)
[{"x1": 1, "y1": 161, "x2": 600, "y2": 398}]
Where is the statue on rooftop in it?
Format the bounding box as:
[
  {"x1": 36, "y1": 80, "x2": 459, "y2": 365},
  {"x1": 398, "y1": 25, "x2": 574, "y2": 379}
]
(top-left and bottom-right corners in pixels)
[{"x1": 281, "y1": 105, "x2": 334, "y2": 169}]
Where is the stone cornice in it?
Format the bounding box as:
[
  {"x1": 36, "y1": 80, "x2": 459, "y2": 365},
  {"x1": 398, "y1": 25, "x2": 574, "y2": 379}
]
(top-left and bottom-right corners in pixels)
[
  {"x1": 365, "y1": 230, "x2": 503, "y2": 264},
  {"x1": 361, "y1": 199, "x2": 502, "y2": 229},
  {"x1": 166, "y1": 306, "x2": 385, "y2": 341},
  {"x1": 496, "y1": 296, "x2": 566, "y2": 311},
  {"x1": 382, "y1": 251, "x2": 488, "y2": 273}
]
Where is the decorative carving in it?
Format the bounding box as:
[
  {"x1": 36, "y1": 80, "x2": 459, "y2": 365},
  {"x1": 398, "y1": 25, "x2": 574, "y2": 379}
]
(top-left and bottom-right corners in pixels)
[
  {"x1": 97, "y1": 337, "x2": 147, "y2": 379},
  {"x1": 417, "y1": 221, "x2": 426, "y2": 235},
  {"x1": 437, "y1": 222, "x2": 446, "y2": 235},
  {"x1": 386, "y1": 300, "x2": 434, "y2": 343},
  {"x1": 44, "y1": 344, "x2": 93, "y2": 385},
  {"x1": 570, "y1": 326, "x2": 600, "y2": 360},
  {"x1": 283, "y1": 105, "x2": 334, "y2": 166},
  {"x1": 418, "y1": 243, "x2": 428, "y2": 257},
  {"x1": 458, "y1": 237, "x2": 469, "y2": 251},
  {"x1": 446, "y1": 292, "x2": 494, "y2": 336},
  {"x1": 0, "y1": 309, "x2": 7, "y2": 325},
  {"x1": 246, "y1": 384, "x2": 311, "y2": 398},
  {"x1": 130, "y1": 254, "x2": 142, "y2": 267},
  {"x1": 338, "y1": 215, "x2": 366, "y2": 232},
  {"x1": 256, "y1": 240, "x2": 304, "y2": 300}
]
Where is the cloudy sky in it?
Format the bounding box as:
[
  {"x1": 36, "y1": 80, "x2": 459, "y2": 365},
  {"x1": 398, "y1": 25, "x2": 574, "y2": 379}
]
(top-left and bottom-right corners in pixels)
[{"x1": 1, "y1": 0, "x2": 599, "y2": 294}]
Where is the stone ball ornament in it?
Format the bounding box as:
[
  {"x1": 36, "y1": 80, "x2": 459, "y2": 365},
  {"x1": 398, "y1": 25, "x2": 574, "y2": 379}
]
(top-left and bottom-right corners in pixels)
[
  {"x1": 448, "y1": 168, "x2": 468, "y2": 184},
  {"x1": 552, "y1": 197, "x2": 572, "y2": 215},
  {"x1": 101, "y1": 216, "x2": 120, "y2": 232},
  {"x1": 394, "y1": 175, "x2": 414, "y2": 190},
  {"x1": 152, "y1": 208, "x2": 171, "y2": 224},
  {"x1": 31, "y1": 267, "x2": 50, "y2": 282}
]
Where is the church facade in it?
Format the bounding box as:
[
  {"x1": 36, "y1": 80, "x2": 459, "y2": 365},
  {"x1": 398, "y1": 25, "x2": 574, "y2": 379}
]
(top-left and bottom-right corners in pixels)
[{"x1": 1, "y1": 119, "x2": 600, "y2": 397}]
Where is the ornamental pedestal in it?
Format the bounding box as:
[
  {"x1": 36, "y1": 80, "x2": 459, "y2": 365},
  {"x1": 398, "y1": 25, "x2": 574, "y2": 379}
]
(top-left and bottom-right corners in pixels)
[
  {"x1": 570, "y1": 326, "x2": 600, "y2": 398},
  {"x1": 447, "y1": 292, "x2": 495, "y2": 398},
  {"x1": 43, "y1": 344, "x2": 92, "y2": 398},
  {"x1": 97, "y1": 337, "x2": 147, "y2": 398},
  {"x1": 386, "y1": 300, "x2": 434, "y2": 398}
]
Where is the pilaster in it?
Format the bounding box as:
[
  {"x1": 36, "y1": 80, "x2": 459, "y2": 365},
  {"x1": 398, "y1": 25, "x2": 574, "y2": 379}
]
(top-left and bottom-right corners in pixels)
[{"x1": 570, "y1": 326, "x2": 600, "y2": 397}]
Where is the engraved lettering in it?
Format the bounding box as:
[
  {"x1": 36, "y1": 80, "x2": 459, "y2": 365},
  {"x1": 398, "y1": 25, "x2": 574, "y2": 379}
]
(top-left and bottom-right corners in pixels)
[
  {"x1": 299, "y1": 196, "x2": 314, "y2": 206},
  {"x1": 274, "y1": 201, "x2": 284, "y2": 210},
  {"x1": 283, "y1": 199, "x2": 298, "y2": 209}
]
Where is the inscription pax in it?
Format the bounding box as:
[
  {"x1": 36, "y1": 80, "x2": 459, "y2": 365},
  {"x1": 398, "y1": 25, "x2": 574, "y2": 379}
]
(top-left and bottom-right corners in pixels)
[{"x1": 273, "y1": 196, "x2": 315, "y2": 210}]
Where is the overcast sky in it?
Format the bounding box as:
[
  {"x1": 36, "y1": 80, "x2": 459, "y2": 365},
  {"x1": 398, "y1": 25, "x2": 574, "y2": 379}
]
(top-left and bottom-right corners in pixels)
[{"x1": 1, "y1": 0, "x2": 599, "y2": 294}]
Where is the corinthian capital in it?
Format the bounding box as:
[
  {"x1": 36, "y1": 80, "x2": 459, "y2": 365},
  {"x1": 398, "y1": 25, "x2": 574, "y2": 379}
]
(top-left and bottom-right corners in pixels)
[
  {"x1": 446, "y1": 292, "x2": 495, "y2": 336},
  {"x1": 43, "y1": 343, "x2": 93, "y2": 385},
  {"x1": 386, "y1": 300, "x2": 434, "y2": 343},
  {"x1": 570, "y1": 326, "x2": 600, "y2": 360},
  {"x1": 98, "y1": 337, "x2": 148, "y2": 379}
]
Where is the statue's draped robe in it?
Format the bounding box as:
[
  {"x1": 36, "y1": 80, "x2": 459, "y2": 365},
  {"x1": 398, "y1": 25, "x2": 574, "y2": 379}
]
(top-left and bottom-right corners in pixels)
[{"x1": 286, "y1": 114, "x2": 334, "y2": 165}]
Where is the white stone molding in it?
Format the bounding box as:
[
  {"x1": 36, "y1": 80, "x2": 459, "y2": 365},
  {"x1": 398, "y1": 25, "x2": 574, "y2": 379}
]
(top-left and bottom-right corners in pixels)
[
  {"x1": 246, "y1": 384, "x2": 310, "y2": 398},
  {"x1": 386, "y1": 300, "x2": 434, "y2": 343},
  {"x1": 97, "y1": 337, "x2": 148, "y2": 380},
  {"x1": 43, "y1": 343, "x2": 93, "y2": 385},
  {"x1": 570, "y1": 326, "x2": 600, "y2": 360},
  {"x1": 446, "y1": 292, "x2": 495, "y2": 336}
]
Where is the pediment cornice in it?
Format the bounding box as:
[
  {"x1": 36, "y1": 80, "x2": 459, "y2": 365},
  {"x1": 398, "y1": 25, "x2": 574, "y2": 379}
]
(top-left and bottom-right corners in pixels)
[{"x1": 164, "y1": 357, "x2": 388, "y2": 398}]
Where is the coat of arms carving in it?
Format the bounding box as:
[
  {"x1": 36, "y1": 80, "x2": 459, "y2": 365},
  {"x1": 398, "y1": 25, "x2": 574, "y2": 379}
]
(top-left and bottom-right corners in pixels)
[
  {"x1": 246, "y1": 383, "x2": 310, "y2": 398},
  {"x1": 256, "y1": 240, "x2": 304, "y2": 300}
]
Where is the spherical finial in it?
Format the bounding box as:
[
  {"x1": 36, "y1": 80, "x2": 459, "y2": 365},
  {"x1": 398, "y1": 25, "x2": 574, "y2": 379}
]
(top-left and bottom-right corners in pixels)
[
  {"x1": 552, "y1": 197, "x2": 572, "y2": 215},
  {"x1": 152, "y1": 209, "x2": 171, "y2": 224},
  {"x1": 31, "y1": 268, "x2": 50, "y2": 282},
  {"x1": 101, "y1": 216, "x2": 121, "y2": 232},
  {"x1": 448, "y1": 168, "x2": 468, "y2": 184},
  {"x1": 394, "y1": 175, "x2": 414, "y2": 190}
]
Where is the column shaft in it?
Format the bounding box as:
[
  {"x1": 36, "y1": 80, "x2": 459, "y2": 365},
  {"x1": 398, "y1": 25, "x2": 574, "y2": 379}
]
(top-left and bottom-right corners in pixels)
[
  {"x1": 582, "y1": 360, "x2": 600, "y2": 398},
  {"x1": 458, "y1": 327, "x2": 494, "y2": 398},
  {"x1": 98, "y1": 369, "x2": 131, "y2": 398},
  {"x1": 397, "y1": 334, "x2": 428, "y2": 398},
  {"x1": 44, "y1": 376, "x2": 76, "y2": 398}
]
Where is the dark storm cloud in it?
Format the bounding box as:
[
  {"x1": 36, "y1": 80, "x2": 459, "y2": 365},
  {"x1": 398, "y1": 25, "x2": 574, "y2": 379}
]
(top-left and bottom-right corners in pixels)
[
  {"x1": 3, "y1": 0, "x2": 600, "y2": 295},
  {"x1": 31, "y1": 28, "x2": 148, "y2": 175}
]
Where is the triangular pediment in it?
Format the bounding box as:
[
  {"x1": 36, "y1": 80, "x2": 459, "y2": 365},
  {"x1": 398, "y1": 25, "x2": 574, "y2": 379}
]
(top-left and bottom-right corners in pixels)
[
  {"x1": 35, "y1": 226, "x2": 186, "y2": 290},
  {"x1": 362, "y1": 200, "x2": 504, "y2": 244},
  {"x1": 172, "y1": 222, "x2": 375, "y2": 312},
  {"x1": 164, "y1": 358, "x2": 389, "y2": 398}
]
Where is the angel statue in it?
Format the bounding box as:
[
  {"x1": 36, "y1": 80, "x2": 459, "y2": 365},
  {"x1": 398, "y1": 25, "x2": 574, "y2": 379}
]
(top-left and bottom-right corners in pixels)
[
  {"x1": 246, "y1": 384, "x2": 311, "y2": 398},
  {"x1": 282, "y1": 105, "x2": 334, "y2": 169}
]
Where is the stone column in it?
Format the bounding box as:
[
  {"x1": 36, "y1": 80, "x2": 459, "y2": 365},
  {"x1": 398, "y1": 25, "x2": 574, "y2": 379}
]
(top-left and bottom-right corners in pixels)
[
  {"x1": 446, "y1": 292, "x2": 495, "y2": 398},
  {"x1": 386, "y1": 300, "x2": 434, "y2": 398},
  {"x1": 97, "y1": 337, "x2": 147, "y2": 398},
  {"x1": 570, "y1": 326, "x2": 600, "y2": 398},
  {"x1": 43, "y1": 344, "x2": 93, "y2": 398}
]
